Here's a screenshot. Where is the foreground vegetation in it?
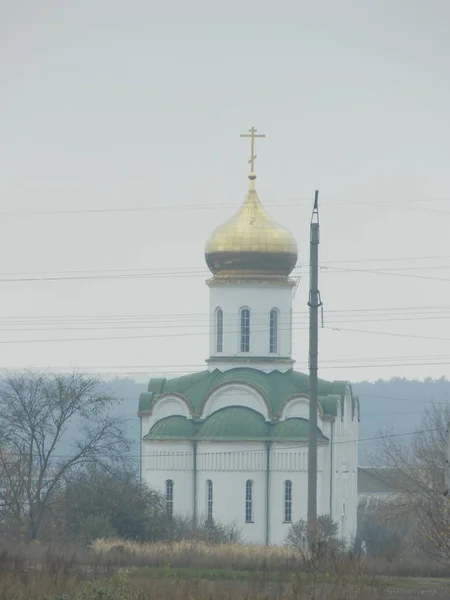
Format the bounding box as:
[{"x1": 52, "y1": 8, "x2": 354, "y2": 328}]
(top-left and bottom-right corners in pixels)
[
  {"x1": 1, "y1": 372, "x2": 450, "y2": 598},
  {"x1": 0, "y1": 538, "x2": 449, "y2": 600}
]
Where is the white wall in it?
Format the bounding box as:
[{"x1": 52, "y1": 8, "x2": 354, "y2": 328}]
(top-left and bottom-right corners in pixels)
[
  {"x1": 331, "y1": 386, "x2": 359, "y2": 544},
  {"x1": 197, "y1": 441, "x2": 267, "y2": 544},
  {"x1": 208, "y1": 282, "x2": 294, "y2": 367},
  {"x1": 202, "y1": 384, "x2": 269, "y2": 419},
  {"x1": 141, "y1": 441, "x2": 195, "y2": 518},
  {"x1": 142, "y1": 438, "x2": 333, "y2": 546},
  {"x1": 269, "y1": 443, "x2": 328, "y2": 545}
]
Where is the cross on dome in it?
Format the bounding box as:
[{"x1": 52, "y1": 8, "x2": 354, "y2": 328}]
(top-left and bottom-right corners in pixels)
[{"x1": 240, "y1": 126, "x2": 266, "y2": 180}]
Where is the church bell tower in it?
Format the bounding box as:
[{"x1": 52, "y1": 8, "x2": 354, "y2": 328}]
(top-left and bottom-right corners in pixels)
[{"x1": 204, "y1": 128, "x2": 298, "y2": 373}]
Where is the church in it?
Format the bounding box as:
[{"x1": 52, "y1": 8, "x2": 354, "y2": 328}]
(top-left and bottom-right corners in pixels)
[{"x1": 138, "y1": 130, "x2": 359, "y2": 546}]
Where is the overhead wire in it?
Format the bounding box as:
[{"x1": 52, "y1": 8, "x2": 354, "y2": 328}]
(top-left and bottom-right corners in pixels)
[
  {"x1": 0, "y1": 320, "x2": 450, "y2": 345},
  {"x1": 13, "y1": 427, "x2": 441, "y2": 460},
  {"x1": 1, "y1": 195, "x2": 450, "y2": 218},
  {"x1": 2, "y1": 261, "x2": 450, "y2": 284}
]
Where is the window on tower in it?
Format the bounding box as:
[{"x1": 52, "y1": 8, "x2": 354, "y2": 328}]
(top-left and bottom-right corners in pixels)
[
  {"x1": 240, "y1": 308, "x2": 250, "y2": 352},
  {"x1": 269, "y1": 309, "x2": 279, "y2": 353},
  {"x1": 284, "y1": 480, "x2": 292, "y2": 522},
  {"x1": 206, "y1": 479, "x2": 213, "y2": 521},
  {"x1": 245, "y1": 479, "x2": 253, "y2": 523},
  {"x1": 216, "y1": 308, "x2": 223, "y2": 353},
  {"x1": 166, "y1": 479, "x2": 174, "y2": 519}
]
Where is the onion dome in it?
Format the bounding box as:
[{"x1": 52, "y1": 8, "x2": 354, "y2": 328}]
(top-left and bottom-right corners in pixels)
[{"x1": 205, "y1": 179, "x2": 298, "y2": 280}]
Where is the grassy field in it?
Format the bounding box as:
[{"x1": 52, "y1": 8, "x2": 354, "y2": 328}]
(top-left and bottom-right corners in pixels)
[{"x1": 0, "y1": 538, "x2": 449, "y2": 599}]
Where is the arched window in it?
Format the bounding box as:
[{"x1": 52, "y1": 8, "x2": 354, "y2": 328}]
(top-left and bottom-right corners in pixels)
[
  {"x1": 206, "y1": 479, "x2": 213, "y2": 521},
  {"x1": 216, "y1": 308, "x2": 223, "y2": 353},
  {"x1": 284, "y1": 480, "x2": 292, "y2": 522},
  {"x1": 245, "y1": 480, "x2": 253, "y2": 523},
  {"x1": 269, "y1": 309, "x2": 278, "y2": 353},
  {"x1": 166, "y1": 479, "x2": 174, "y2": 518},
  {"x1": 240, "y1": 308, "x2": 250, "y2": 352}
]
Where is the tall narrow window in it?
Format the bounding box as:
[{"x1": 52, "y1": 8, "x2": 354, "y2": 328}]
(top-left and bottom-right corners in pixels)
[
  {"x1": 216, "y1": 308, "x2": 223, "y2": 353},
  {"x1": 284, "y1": 480, "x2": 292, "y2": 522},
  {"x1": 206, "y1": 479, "x2": 213, "y2": 521},
  {"x1": 245, "y1": 480, "x2": 253, "y2": 523},
  {"x1": 166, "y1": 479, "x2": 174, "y2": 518},
  {"x1": 240, "y1": 308, "x2": 250, "y2": 352},
  {"x1": 269, "y1": 309, "x2": 278, "y2": 353}
]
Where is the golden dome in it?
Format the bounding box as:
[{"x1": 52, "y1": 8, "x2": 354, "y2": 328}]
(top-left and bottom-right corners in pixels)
[{"x1": 205, "y1": 180, "x2": 298, "y2": 280}]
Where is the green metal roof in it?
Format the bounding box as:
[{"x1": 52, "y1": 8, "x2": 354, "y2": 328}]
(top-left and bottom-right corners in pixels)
[
  {"x1": 144, "y1": 407, "x2": 328, "y2": 442},
  {"x1": 318, "y1": 395, "x2": 341, "y2": 418},
  {"x1": 139, "y1": 368, "x2": 350, "y2": 419},
  {"x1": 144, "y1": 415, "x2": 198, "y2": 440},
  {"x1": 271, "y1": 417, "x2": 327, "y2": 442},
  {"x1": 198, "y1": 407, "x2": 268, "y2": 441}
]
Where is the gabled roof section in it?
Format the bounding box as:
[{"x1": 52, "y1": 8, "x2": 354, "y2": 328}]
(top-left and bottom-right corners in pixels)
[
  {"x1": 198, "y1": 407, "x2": 268, "y2": 441},
  {"x1": 358, "y1": 467, "x2": 416, "y2": 494},
  {"x1": 318, "y1": 395, "x2": 341, "y2": 419},
  {"x1": 139, "y1": 368, "x2": 351, "y2": 419},
  {"x1": 272, "y1": 417, "x2": 328, "y2": 442},
  {"x1": 144, "y1": 415, "x2": 198, "y2": 440},
  {"x1": 144, "y1": 407, "x2": 328, "y2": 443}
]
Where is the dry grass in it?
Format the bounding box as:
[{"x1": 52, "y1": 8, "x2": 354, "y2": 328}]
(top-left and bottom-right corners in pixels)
[
  {"x1": 0, "y1": 538, "x2": 448, "y2": 600},
  {"x1": 91, "y1": 537, "x2": 299, "y2": 570}
]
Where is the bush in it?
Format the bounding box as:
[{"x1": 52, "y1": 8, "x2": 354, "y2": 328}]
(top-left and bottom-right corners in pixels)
[
  {"x1": 163, "y1": 515, "x2": 242, "y2": 544},
  {"x1": 62, "y1": 465, "x2": 170, "y2": 544},
  {"x1": 285, "y1": 514, "x2": 344, "y2": 556}
]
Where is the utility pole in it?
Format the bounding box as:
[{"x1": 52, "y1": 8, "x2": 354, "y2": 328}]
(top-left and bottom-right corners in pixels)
[
  {"x1": 444, "y1": 424, "x2": 450, "y2": 497},
  {"x1": 308, "y1": 190, "x2": 321, "y2": 551}
]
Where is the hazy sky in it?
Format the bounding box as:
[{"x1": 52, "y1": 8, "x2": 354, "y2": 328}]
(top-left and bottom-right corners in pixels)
[{"x1": 1, "y1": 0, "x2": 450, "y2": 384}]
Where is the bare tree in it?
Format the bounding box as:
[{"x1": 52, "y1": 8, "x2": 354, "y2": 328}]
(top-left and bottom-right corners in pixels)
[
  {"x1": 375, "y1": 401, "x2": 450, "y2": 562},
  {"x1": 0, "y1": 372, "x2": 131, "y2": 541}
]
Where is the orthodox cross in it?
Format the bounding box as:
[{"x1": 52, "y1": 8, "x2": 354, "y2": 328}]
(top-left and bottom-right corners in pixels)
[{"x1": 240, "y1": 126, "x2": 266, "y2": 174}]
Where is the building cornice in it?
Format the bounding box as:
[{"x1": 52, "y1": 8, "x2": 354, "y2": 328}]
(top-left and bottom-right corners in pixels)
[
  {"x1": 206, "y1": 277, "x2": 296, "y2": 288},
  {"x1": 206, "y1": 356, "x2": 294, "y2": 365}
]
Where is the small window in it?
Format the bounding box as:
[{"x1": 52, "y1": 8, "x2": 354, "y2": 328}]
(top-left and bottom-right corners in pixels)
[
  {"x1": 284, "y1": 480, "x2": 292, "y2": 523},
  {"x1": 240, "y1": 308, "x2": 250, "y2": 352},
  {"x1": 269, "y1": 309, "x2": 278, "y2": 353},
  {"x1": 206, "y1": 479, "x2": 213, "y2": 521},
  {"x1": 216, "y1": 308, "x2": 223, "y2": 353},
  {"x1": 166, "y1": 479, "x2": 174, "y2": 518},
  {"x1": 245, "y1": 480, "x2": 253, "y2": 523}
]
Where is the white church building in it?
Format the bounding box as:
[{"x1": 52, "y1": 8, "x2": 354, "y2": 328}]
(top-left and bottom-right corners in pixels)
[{"x1": 139, "y1": 134, "x2": 359, "y2": 545}]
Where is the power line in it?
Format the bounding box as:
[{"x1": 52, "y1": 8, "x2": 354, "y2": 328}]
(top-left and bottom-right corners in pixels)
[
  {"x1": 3, "y1": 262, "x2": 450, "y2": 285},
  {"x1": 0, "y1": 320, "x2": 449, "y2": 345},
  {"x1": 0, "y1": 302, "x2": 449, "y2": 323},
  {"x1": 4, "y1": 354, "x2": 450, "y2": 375},
  {"x1": 15, "y1": 427, "x2": 440, "y2": 460},
  {"x1": 326, "y1": 326, "x2": 450, "y2": 343},
  {"x1": 3, "y1": 311, "x2": 450, "y2": 331},
  {"x1": 1, "y1": 253, "x2": 449, "y2": 279},
  {"x1": 2, "y1": 196, "x2": 450, "y2": 218},
  {"x1": 325, "y1": 265, "x2": 450, "y2": 284}
]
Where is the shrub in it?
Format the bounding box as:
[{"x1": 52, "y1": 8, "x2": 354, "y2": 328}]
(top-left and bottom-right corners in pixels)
[{"x1": 285, "y1": 514, "x2": 344, "y2": 556}]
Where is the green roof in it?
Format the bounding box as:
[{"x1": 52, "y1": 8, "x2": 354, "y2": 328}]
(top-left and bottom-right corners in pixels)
[
  {"x1": 198, "y1": 407, "x2": 268, "y2": 441},
  {"x1": 271, "y1": 418, "x2": 328, "y2": 442},
  {"x1": 144, "y1": 407, "x2": 328, "y2": 442},
  {"x1": 139, "y1": 368, "x2": 350, "y2": 419},
  {"x1": 144, "y1": 415, "x2": 198, "y2": 440},
  {"x1": 318, "y1": 395, "x2": 341, "y2": 418}
]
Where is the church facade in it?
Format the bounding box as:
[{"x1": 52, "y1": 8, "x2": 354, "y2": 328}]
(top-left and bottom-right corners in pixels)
[{"x1": 139, "y1": 135, "x2": 359, "y2": 545}]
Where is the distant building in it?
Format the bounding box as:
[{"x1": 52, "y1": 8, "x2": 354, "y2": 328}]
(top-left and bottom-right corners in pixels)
[
  {"x1": 357, "y1": 467, "x2": 404, "y2": 512},
  {"x1": 138, "y1": 133, "x2": 359, "y2": 545}
]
